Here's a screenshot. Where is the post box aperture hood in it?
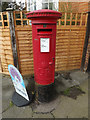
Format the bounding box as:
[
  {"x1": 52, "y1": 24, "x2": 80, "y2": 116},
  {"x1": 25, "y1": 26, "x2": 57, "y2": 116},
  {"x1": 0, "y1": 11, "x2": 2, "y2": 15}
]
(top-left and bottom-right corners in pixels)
[{"x1": 26, "y1": 9, "x2": 62, "y2": 24}]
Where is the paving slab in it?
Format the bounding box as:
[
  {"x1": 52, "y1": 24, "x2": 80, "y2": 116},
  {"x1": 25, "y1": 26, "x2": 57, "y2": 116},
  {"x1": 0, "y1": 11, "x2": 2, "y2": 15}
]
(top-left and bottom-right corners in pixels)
[
  {"x1": 80, "y1": 79, "x2": 88, "y2": 92},
  {"x1": 68, "y1": 94, "x2": 88, "y2": 118},
  {"x1": 52, "y1": 79, "x2": 88, "y2": 118},
  {"x1": 70, "y1": 71, "x2": 88, "y2": 84},
  {"x1": 2, "y1": 105, "x2": 32, "y2": 118},
  {"x1": 2, "y1": 85, "x2": 14, "y2": 112},
  {"x1": 2, "y1": 74, "x2": 12, "y2": 87},
  {"x1": 32, "y1": 95, "x2": 61, "y2": 113},
  {"x1": 2, "y1": 73, "x2": 31, "y2": 113},
  {"x1": 55, "y1": 71, "x2": 88, "y2": 94}
]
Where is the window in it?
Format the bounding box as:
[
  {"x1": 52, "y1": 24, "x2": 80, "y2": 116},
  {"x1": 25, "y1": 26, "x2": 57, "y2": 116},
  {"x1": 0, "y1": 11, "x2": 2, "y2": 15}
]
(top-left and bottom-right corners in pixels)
[
  {"x1": 42, "y1": 3, "x2": 48, "y2": 9},
  {"x1": 42, "y1": 0, "x2": 57, "y2": 10},
  {"x1": 28, "y1": 0, "x2": 36, "y2": 11},
  {"x1": 34, "y1": 3, "x2": 36, "y2": 10},
  {"x1": 43, "y1": 0, "x2": 48, "y2": 2},
  {"x1": 27, "y1": 0, "x2": 58, "y2": 11},
  {"x1": 49, "y1": 3, "x2": 54, "y2": 10},
  {"x1": 30, "y1": 5, "x2": 33, "y2": 11}
]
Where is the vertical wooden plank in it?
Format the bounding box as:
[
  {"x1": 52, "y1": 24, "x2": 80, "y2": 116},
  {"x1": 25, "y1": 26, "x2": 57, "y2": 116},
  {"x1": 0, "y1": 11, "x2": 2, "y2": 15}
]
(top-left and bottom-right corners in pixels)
[
  {"x1": 28, "y1": 19, "x2": 29, "y2": 25},
  {"x1": 67, "y1": 27, "x2": 71, "y2": 70},
  {"x1": 1, "y1": 12, "x2": 4, "y2": 71},
  {"x1": 20, "y1": 11, "x2": 23, "y2": 26},
  {"x1": 85, "y1": 13, "x2": 88, "y2": 27},
  {"x1": 70, "y1": 13, "x2": 72, "y2": 26},
  {"x1": 58, "y1": 18, "x2": 61, "y2": 26},
  {"x1": 0, "y1": 57, "x2": 2, "y2": 72},
  {"x1": 80, "y1": 13, "x2": 83, "y2": 26},
  {"x1": 13, "y1": 11, "x2": 16, "y2": 27},
  {"x1": 59, "y1": 19, "x2": 61, "y2": 26},
  {"x1": 75, "y1": 13, "x2": 78, "y2": 26},
  {"x1": 64, "y1": 13, "x2": 67, "y2": 26}
]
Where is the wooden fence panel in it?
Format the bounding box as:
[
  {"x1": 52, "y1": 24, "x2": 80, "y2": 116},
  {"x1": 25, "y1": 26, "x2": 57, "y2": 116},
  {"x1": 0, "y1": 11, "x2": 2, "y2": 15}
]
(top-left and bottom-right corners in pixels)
[
  {"x1": 0, "y1": 12, "x2": 14, "y2": 74},
  {"x1": 56, "y1": 27, "x2": 86, "y2": 71},
  {"x1": 15, "y1": 26, "x2": 86, "y2": 75},
  {"x1": 0, "y1": 11, "x2": 88, "y2": 75},
  {"x1": 15, "y1": 26, "x2": 34, "y2": 75},
  {"x1": 14, "y1": 11, "x2": 87, "y2": 75}
]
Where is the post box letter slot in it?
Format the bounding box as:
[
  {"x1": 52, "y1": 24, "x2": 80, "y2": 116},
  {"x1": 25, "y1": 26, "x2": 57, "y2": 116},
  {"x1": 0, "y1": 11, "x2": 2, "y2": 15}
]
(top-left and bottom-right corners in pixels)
[{"x1": 37, "y1": 29, "x2": 52, "y2": 34}]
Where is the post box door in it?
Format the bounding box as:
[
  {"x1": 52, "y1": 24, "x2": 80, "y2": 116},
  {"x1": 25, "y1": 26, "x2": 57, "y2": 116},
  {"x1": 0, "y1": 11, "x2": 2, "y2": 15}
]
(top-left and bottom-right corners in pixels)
[
  {"x1": 32, "y1": 25, "x2": 56, "y2": 85},
  {"x1": 35, "y1": 36, "x2": 55, "y2": 84}
]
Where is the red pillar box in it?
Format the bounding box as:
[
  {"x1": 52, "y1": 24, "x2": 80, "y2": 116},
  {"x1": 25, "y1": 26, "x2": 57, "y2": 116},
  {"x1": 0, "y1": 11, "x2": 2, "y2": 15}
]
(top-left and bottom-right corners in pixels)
[
  {"x1": 26, "y1": 9, "x2": 62, "y2": 85},
  {"x1": 26, "y1": 10, "x2": 62, "y2": 102}
]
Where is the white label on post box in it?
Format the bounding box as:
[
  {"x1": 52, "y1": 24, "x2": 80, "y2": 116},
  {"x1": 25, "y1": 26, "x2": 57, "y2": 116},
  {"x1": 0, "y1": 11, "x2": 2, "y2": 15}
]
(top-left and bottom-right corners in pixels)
[{"x1": 40, "y1": 38, "x2": 50, "y2": 52}]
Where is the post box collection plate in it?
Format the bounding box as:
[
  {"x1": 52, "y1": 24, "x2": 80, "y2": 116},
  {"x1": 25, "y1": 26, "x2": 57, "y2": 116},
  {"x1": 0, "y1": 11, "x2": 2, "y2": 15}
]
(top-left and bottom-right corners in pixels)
[{"x1": 40, "y1": 38, "x2": 50, "y2": 52}]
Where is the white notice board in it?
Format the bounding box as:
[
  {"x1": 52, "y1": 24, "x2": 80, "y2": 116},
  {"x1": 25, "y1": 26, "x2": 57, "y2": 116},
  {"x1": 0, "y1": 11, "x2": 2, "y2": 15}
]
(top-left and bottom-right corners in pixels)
[{"x1": 40, "y1": 38, "x2": 50, "y2": 52}]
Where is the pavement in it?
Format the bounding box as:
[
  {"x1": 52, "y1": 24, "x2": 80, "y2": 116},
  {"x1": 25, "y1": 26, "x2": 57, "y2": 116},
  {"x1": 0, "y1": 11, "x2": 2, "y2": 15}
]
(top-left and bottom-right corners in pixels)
[{"x1": 0, "y1": 70, "x2": 89, "y2": 119}]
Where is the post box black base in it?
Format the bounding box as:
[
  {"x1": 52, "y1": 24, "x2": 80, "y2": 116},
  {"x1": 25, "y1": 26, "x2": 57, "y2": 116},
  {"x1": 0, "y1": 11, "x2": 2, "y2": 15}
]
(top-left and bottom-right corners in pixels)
[
  {"x1": 36, "y1": 83, "x2": 57, "y2": 103},
  {"x1": 12, "y1": 91, "x2": 33, "y2": 107}
]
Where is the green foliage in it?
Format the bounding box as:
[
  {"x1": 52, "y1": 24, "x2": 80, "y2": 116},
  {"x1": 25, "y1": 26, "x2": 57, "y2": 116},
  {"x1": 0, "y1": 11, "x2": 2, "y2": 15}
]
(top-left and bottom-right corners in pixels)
[
  {"x1": 61, "y1": 21, "x2": 64, "y2": 25},
  {"x1": 63, "y1": 88, "x2": 71, "y2": 95},
  {"x1": 15, "y1": 13, "x2": 21, "y2": 19},
  {"x1": 75, "y1": 85, "x2": 82, "y2": 92},
  {"x1": 1, "y1": 1, "x2": 26, "y2": 12},
  {"x1": 9, "y1": 101, "x2": 14, "y2": 107},
  {"x1": 3, "y1": 101, "x2": 14, "y2": 113},
  {"x1": 72, "y1": 21, "x2": 75, "y2": 25},
  {"x1": 63, "y1": 85, "x2": 83, "y2": 96},
  {"x1": 2, "y1": 2, "x2": 8, "y2": 12}
]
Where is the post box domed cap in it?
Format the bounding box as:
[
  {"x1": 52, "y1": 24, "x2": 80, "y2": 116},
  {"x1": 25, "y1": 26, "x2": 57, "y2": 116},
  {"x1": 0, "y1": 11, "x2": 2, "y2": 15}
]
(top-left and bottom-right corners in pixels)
[{"x1": 26, "y1": 9, "x2": 62, "y2": 19}]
